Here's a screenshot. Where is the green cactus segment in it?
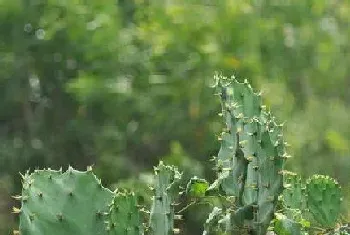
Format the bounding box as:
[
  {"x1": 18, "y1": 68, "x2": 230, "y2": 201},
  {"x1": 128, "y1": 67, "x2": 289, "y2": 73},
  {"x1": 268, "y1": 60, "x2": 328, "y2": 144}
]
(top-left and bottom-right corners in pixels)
[
  {"x1": 306, "y1": 175, "x2": 342, "y2": 228},
  {"x1": 214, "y1": 75, "x2": 244, "y2": 197},
  {"x1": 216, "y1": 131, "x2": 248, "y2": 197},
  {"x1": 18, "y1": 167, "x2": 114, "y2": 235},
  {"x1": 149, "y1": 161, "x2": 182, "y2": 235},
  {"x1": 106, "y1": 191, "x2": 144, "y2": 235},
  {"x1": 283, "y1": 173, "x2": 305, "y2": 210},
  {"x1": 215, "y1": 75, "x2": 262, "y2": 199},
  {"x1": 255, "y1": 124, "x2": 287, "y2": 234},
  {"x1": 213, "y1": 74, "x2": 288, "y2": 235},
  {"x1": 241, "y1": 119, "x2": 260, "y2": 206}
]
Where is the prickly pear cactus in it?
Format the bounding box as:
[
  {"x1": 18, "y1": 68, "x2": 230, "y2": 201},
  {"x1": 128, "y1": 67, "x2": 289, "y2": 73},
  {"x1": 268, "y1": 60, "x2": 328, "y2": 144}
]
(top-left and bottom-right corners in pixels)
[
  {"x1": 148, "y1": 161, "x2": 182, "y2": 235},
  {"x1": 106, "y1": 191, "x2": 144, "y2": 235},
  {"x1": 14, "y1": 166, "x2": 114, "y2": 235},
  {"x1": 211, "y1": 74, "x2": 288, "y2": 234},
  {"x1": 306, "y1": 175, "x2": 342, "y2": 228}
]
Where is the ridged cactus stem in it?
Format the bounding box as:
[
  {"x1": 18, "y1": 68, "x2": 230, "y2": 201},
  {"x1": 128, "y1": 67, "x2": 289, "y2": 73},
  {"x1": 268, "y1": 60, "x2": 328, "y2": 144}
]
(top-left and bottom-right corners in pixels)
[
  {"x1": 210, "y1": 74, "x2": 288, "y2": 235},
  {"x1": 148, "y1": 161, "x2": 182, "y2": 235}
]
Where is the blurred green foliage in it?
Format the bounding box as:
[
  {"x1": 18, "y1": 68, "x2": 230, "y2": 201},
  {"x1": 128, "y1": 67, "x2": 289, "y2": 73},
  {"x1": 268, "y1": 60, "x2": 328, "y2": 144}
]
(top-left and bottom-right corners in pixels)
[{"x1": 0, "y1": 0, "x2": 349, "y2": 234}]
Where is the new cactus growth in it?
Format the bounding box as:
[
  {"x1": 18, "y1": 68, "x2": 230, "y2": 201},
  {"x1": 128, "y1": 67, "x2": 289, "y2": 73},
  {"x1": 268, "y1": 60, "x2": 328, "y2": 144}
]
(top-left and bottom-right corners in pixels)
[
  {"x1": 209, "y1": 74, "x2": 288, "y2": 234},
  {"x1": 306, "y1": 175, "x2": 342, "y2": 228},
  {"x1": 15, "y1": 166, "x2": 114, "y2": 235},
  {"x1": 106, "y1": 191, "x2": 144, "y2": 235},
  {"x1": 148, "y1": 161, "x2": 182, "y2": 235}
]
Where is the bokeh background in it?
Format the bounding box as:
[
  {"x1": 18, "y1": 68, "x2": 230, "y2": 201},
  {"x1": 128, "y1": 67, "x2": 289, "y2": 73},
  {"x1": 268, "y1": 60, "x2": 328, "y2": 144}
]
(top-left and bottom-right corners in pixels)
[{"x1": 0, "y1": 0, "x2": 349, "y2": 234}]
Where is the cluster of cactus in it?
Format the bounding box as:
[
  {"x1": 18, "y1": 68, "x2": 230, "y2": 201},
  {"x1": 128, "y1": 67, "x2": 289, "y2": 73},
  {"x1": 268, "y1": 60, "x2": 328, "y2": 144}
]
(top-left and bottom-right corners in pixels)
[
  {"x1": 13, "y1": 162, "x2": 182, "y2": 235},
  {"x1": 12, "y1": 74, "x2": 347, "y2": 235}
]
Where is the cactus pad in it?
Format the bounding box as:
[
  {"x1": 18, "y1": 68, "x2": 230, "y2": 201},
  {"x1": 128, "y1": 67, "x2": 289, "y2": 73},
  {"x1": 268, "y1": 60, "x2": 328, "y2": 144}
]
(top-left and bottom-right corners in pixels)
[
  {"x1": 306, "y1": 175, "x2": 342, "y2": 228},
  {"x1": 17, "y1": 167, "x2": 114, "y2": 235}
]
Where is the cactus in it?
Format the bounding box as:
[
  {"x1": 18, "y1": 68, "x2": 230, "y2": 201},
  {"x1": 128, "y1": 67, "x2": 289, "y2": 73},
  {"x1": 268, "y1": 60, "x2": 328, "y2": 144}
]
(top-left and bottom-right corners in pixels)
[
  {"x1": 106, "y1": 190, "x2": 144, "y2": 235},
  {"x1": 15, "y1": 166, "x2": 114, "y2": 235},
  {"x1": 306, "y1": 175, "x2": 342, "y2": 228},
  {"x1": 279, "y1": 173, "x2": 344, "y2": 234},
  {"x1": 209, "y1": 74, "x2": 288, "y2": 234},
  {"x1": 282, "y1": 173, "x2": 306, "y2": 210},
  {"x1": 11, "y1": 73, "x2": 347, "y2": 235},
  {"x1": 148, "y1": 161, "x2": 182, "y2": 235}
]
